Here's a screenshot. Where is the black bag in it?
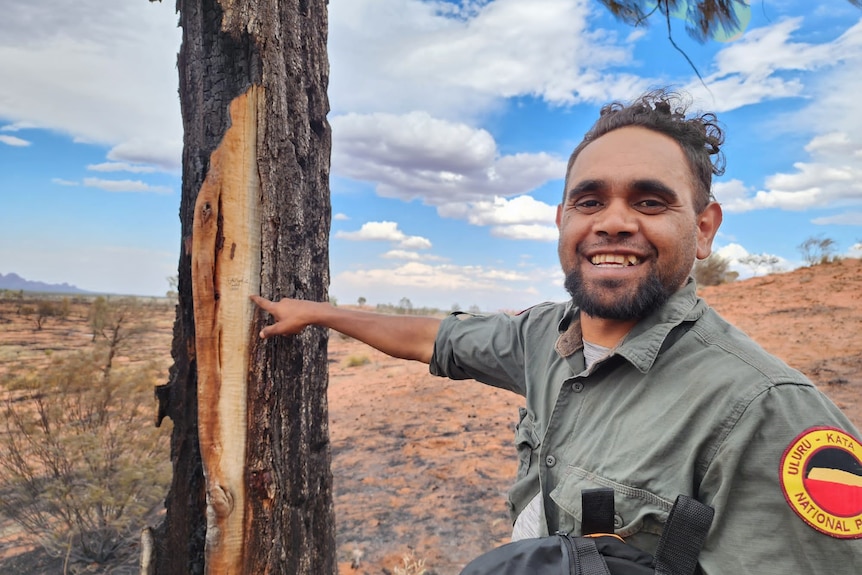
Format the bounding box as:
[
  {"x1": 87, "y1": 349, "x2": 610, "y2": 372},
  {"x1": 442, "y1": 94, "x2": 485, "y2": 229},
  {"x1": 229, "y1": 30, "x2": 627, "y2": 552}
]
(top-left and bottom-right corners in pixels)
[{"x1": 460, "y1": 488, "x2": 714, "y2": 575}]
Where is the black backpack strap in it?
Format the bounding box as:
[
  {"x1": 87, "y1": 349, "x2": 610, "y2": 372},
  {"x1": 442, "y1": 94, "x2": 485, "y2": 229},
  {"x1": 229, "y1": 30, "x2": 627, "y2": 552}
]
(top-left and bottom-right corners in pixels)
[
  {"x1": 581, "y1": 487, "x2": 616, "y2": 535},
  {"x1": 574, "y1": 537, "x2": 613, "y2": 575},
  {"x1": 653, "y1": 495, "x2": 715, "y2": 575},
  {"x1": 560, "y1": 534, "x2": 613, "y2": 575}
]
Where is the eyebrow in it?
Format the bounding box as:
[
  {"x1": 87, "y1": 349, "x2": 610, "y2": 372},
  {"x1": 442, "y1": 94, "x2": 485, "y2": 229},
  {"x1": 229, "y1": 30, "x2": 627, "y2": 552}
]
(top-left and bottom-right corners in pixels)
[{"x1": 566, "y1": 178, "x2": 681, "y2": 204}]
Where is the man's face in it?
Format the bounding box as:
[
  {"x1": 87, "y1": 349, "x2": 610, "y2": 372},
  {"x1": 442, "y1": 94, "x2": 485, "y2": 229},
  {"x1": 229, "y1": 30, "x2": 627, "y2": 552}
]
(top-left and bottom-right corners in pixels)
[{"x1": 556, "y1": 126, "x2": 721, "y2": 321}]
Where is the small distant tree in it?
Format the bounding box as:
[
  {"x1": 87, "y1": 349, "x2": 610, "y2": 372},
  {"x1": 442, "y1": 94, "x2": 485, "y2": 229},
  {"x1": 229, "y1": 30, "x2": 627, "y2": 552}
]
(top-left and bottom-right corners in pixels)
[
  {"x1": 14, "y1": 290, "x2": 24, "y2": 314},
  {"x1": 88, "y1": 296, "x2": 110, "y2": 341},
  {"x1": 398, "y1": 297, "x2": 414, "y2": 314},
  {"x1": 357, "y1": 296, "x2": 367, "y2": 307},
  {"x1": 33, "y1": 299, "x2": 59, "y2": 330},
  {"x1": 88, "y1": 297, "x2": 149, "y2": 349},
  {"x1": 738, "y1": 253, "x2": 783, "y2": 277},
  {"x1": 18, "y1": 305, "x2": 34, "y2": 322},
  {"x1": 57, "y1": 297, "x2": 72, "y2": 321},
  {"x1": 166, "y1": 275, "x2": 179, "y2": 301},
  {"x1": 798, "y1": 235, "x2": 837, "y2": 266}
]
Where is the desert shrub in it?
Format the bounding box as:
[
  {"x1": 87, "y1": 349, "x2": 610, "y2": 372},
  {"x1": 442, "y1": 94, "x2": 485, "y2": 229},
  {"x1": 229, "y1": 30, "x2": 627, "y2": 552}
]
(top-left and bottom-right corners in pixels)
[
  {"x1": 393, "y1": 551, "x2": 428, "y2": 575},
  {"x1": 798, "y1": 235, "x2": 837, "y2": 266},
  {"x1": 345, "y1": 354, "x2": 370, "y2": 367},
  {"x1": 693, "y1": 253, "x2": 735, "y2": 286},
  {"x1": 0, "y1": 302, "x2": 170, "y2": 569}
]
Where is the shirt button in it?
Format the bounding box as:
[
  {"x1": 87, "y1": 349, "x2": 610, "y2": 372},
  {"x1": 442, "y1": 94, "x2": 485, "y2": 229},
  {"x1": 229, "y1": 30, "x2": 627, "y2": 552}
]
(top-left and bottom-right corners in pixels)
[
  {"x1": 572, "y1": 382, "x2": 584, "y2": 393},
  {"x1": 613, "y1": 513, "x2": 624, "y2": 529},
  {"x1": 545, "y1": 455, "x2": 557, "y2": 467}
]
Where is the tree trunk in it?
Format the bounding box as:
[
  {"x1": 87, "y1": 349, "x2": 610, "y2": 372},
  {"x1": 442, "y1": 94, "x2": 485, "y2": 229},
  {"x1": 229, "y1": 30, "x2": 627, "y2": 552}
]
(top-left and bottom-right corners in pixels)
[{"x1": 152, "y1": 0, "x2": 334, "y2": 573}]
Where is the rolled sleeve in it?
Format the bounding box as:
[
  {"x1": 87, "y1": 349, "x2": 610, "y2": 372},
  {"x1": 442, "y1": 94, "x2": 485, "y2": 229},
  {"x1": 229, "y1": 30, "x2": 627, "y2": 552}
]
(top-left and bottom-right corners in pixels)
[{"x1": 430, "y1": 310, "x2": 531, "y2": 395}]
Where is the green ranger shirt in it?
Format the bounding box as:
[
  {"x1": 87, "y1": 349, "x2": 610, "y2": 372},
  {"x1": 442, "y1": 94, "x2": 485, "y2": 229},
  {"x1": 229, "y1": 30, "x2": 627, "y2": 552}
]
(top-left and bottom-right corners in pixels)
[{"x1": 429, "y1": 280, "x2": 862, "y2": 573}]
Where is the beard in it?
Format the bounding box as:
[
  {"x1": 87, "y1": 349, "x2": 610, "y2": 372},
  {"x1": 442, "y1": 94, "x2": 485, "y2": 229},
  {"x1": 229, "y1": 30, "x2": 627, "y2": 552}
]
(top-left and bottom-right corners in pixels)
[{"x1": 563, "y1": 265, "x2": 677, "y2": 321}]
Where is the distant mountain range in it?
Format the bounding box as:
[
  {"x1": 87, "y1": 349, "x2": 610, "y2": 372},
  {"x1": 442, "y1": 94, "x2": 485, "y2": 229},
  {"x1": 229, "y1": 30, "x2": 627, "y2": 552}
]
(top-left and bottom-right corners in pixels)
[{"x1": 0, "y1": 273, "x2": 92, "y2": 294}]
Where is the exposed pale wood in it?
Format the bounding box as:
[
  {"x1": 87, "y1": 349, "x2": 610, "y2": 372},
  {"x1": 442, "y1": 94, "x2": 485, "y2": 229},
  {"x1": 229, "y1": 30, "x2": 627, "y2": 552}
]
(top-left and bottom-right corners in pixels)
[
  {"x1": 140, "y1": 527, "x2": 155, "y2": 575},
  {"x1": 191, "y1": 86, "x2": 263, "y2": 575}
]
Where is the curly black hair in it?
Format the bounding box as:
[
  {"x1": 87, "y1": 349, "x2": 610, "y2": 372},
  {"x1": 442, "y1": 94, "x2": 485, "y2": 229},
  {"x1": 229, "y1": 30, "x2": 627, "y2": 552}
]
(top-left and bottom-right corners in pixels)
[{"x1": 565, "y1": 89, "x2": 725, "y2": 213}]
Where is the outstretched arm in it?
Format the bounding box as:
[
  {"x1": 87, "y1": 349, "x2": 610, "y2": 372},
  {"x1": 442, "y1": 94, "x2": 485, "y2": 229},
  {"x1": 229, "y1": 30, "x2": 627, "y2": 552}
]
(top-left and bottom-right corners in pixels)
[{"x1": 250, "y1": 295, "x2": 441, "y2": 364}]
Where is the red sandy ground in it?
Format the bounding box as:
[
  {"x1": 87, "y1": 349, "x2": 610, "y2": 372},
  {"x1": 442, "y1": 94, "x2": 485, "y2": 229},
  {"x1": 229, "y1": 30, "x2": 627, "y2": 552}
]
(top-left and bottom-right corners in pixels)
[{"x1": 1, "y1": 258, "x2": 861, "y2": 574}]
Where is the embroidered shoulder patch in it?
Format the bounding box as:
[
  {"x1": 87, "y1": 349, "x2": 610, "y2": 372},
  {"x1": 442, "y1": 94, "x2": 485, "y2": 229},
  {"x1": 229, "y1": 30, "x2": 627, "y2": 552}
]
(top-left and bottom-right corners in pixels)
[{"x1": 780, "y1": 426, "x2": 862, "y2": 539}]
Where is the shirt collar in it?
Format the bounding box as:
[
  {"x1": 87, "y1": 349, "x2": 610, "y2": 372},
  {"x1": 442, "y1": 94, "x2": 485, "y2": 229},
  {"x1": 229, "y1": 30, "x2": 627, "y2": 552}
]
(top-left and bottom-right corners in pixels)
[{"x1": 554, "y1": 279, "x2": 707, "y2": 373}]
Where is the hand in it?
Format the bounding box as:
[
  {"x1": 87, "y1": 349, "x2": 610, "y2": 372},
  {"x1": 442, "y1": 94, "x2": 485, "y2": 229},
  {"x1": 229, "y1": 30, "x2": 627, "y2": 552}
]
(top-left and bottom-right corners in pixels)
[{"x1": 249, "y1": 295, "x2": 322, "y2": 338}]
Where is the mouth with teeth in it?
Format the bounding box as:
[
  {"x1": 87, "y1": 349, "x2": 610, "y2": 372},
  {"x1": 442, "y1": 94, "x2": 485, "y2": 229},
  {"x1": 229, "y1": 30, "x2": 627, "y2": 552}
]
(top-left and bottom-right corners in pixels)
[{"x1": 590, "y1": 254, "x2": 642, "y2": 266}]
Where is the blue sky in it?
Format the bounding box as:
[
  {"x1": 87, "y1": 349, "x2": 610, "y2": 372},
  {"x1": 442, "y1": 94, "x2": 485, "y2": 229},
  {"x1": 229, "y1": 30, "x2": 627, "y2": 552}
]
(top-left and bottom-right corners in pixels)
[{"x1": 1, "y1": 1, "x2": 861, "y2": 312}]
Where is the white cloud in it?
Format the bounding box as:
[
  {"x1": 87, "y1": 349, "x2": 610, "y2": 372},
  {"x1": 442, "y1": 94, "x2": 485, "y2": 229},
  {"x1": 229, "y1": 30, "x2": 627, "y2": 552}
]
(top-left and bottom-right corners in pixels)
[
  {"x1": 0, "y1": 134, "x2": 30, "y2": 147},
  {"x1": 332, "y1": 112, "x2": 566, "y2": 205},
  {"x1": 51, "y1": 178, "x2": 79, "y2": 186},
  {"x1": 491, "y1": 224, "x2": 559, "y2": 241},
  {"x1": 436, "y1": 195, "x2": 560, "y2": 240},
  {"x1": 333, "y1": 213, "x2": 350, "y2": 221},
  {"x1": 335, "y1": 221, "x2": 432, "y2": 250},
  {"x1": 722, "y1": 157, "x2": 862, "y2": 217},
  {"x1": 82, "y1": 177, "x2": 173, "y2": 195},
  {"x1": 686, "y1": 18, "x2": 860, "y2": 112},
  {"x1": 451, "y1": 195, "x2": 558, "y2": 226},
  {"x1": 805, "y1": 131, "x2": 855, "y2": 155},
  {"x1": 712, "y1": 179, "x2": 752, "y2": 212},
  {"x1": 399, "y1": 236, "x2": 434, "y2": 250},
  {"x1": 762, "y1": 21, "x2": 862, "y2": 212},
  {"x1": 706, "y1": 19, "x2": 862, "y2": 214},
  {"x1": 718, "y1": 157, "x2": 862, "y2": 214},
  {"x1": 328, "y1": 0, "x2": 643, "y2": 120},
  {"x1": 382, "y1": 250, "x2": 446, "y2": 262},
  {"x1": 87, "y1": 162, "x2": 158, "y2": 174},
  {"x1": 1, "y1": 122, "x2": 38, "y2": 132},
  {"x1": 106, "y1": 138, "x2": 182, "y2": 173},
  {"x1": 811, "y1": 212, "x2": 862, "y2": 226},
  {"x1": 0, "y1": 0, "x2": 182, "y2": 169}
]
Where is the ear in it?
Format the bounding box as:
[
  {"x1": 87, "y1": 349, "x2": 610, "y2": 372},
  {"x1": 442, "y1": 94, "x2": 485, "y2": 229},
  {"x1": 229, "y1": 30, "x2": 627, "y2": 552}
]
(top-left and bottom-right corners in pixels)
[
  {"x1": 555, "y1": 203, "x2": 563, "y2": 229},
  {"x1": 695, "y1": 201, "x2": 723, "y2": 260}
]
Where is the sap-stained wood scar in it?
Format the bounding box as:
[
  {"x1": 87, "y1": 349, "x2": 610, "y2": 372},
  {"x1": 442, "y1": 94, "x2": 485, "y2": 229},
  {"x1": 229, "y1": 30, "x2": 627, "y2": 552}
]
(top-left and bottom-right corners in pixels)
[{"x1": 191, "y1": 85, "x2": 263, "y2": 574}]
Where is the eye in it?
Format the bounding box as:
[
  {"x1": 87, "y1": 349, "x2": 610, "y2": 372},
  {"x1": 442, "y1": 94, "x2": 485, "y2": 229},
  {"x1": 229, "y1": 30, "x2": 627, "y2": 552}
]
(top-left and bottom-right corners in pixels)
[
  {"x1": 573, "y1": 199, "x2": 603, "y2": 214},
  {"x1": 633, "y1": 199, "x2": 668, "y2": 214}
]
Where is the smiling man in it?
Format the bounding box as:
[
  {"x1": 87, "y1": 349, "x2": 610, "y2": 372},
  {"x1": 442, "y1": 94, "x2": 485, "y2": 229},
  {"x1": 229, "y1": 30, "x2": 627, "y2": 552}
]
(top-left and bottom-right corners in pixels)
[
  {"x1": 557, "y1": 121, "x2": 722, "y2": 346},
  {"x1": 251, "y1": 90, "x2": 862, "y2": 573}
]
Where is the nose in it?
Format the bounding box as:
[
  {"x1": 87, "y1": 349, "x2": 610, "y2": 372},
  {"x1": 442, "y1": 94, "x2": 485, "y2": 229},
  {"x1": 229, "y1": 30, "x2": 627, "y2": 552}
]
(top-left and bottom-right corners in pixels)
[{"x1": 593, "y1": 199, "x2": 638, "y2": 237}]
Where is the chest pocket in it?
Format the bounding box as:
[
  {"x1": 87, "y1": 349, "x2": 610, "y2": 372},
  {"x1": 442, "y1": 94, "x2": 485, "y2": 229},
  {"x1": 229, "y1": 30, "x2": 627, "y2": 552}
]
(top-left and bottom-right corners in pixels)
[{"x1": 549, "y1": 465, "x2": 675, "y2": 554}]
